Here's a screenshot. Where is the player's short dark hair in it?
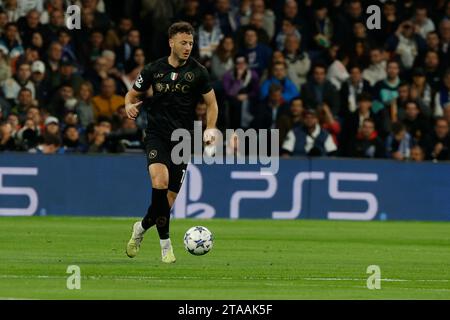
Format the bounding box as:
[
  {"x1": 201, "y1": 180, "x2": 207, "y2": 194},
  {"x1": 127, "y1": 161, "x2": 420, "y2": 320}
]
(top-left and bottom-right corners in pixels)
[{"x1": 168, "y1": 21, "x2": 195, "y2": 38}]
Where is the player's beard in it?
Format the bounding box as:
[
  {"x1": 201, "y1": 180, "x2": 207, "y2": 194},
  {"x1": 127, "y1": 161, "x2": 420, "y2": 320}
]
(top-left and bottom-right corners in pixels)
[{"x1": 176, "y1": 50, "x2": 190, "y2": 62}]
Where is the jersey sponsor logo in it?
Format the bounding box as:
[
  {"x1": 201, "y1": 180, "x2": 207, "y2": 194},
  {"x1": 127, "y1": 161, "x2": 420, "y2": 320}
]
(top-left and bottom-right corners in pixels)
[
  {"x1": 184, "y1": 72, "x2": 195, "y2": 82},
  {"x1": 135, "y1": 74, "x2": 144, "y2": 88},
  {"x1": 170, "y1": 72, "x2": 178, "y2": 81},
  {"x1": 155, "y1": 82, "x2": 190, "y2": 93}
]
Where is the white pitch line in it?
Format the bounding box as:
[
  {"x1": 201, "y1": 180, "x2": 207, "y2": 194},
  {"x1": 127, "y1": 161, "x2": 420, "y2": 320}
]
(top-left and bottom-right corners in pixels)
[{"x1": 0, "y1": 274, "x2": 449, "y2": 283}]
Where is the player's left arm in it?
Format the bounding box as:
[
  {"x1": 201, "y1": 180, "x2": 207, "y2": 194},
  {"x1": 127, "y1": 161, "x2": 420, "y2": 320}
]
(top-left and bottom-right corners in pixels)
[
  {"x1": 202, "y1": 89, "x2": 219, "y2": 145},
  {"x1": 203, "y1": 89, "x2": 218, "y2": 129},
  {"x1": 198, "y1": 64, "x2": 219, "y2": 144}
]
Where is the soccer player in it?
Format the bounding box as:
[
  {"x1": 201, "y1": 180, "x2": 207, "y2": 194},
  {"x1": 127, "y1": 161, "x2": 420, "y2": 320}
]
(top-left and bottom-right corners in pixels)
[{"x1": 124, "y1": 22, "x2": 218, "y2": 263}]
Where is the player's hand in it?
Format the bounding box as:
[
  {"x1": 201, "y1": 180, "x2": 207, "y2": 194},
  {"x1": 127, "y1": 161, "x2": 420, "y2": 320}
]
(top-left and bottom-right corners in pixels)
[
  {"x1": 203, "y1": 127, "x2": 219, "y2": 145},
  {"x1": 125, "y1": 101, "x2": 142, "y2": 120}
]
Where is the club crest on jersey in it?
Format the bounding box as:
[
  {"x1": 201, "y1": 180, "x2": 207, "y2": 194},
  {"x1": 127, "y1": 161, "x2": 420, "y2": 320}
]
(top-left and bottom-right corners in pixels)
[
  {"x1": 184, "y1": 72, "x2": 194, "y2": 82},
  {"x1": 170, "y1": 72, "x2": 178, "y2": 81}
]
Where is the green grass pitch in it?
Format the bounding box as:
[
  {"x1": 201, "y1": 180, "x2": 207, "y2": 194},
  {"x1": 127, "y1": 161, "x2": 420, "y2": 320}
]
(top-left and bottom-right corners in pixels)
[{"x1": 0, "y1": 217, "x2": 450, "y2": 299}]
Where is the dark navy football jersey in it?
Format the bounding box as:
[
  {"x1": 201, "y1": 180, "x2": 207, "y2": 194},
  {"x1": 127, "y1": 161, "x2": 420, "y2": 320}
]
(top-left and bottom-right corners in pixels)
[{"x1": 133, "y1": 56, "x2": 212, "y2": 138}]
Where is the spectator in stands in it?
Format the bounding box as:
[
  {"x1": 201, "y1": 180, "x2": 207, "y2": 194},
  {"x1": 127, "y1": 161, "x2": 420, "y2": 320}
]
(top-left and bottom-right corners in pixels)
[
  {"x1": 57, "y1": 28, "x2": 78, "y2": 65},
  {"x1": 340, "y1": 64, "x2": 371, "y2": 118},
  {"x1": 301, "y1": 63, "x2": 340, "y2": 115},
  {"x1": 51, "y1": 59, "x2": 83, "y2": 94},
  {"x1": 412, "y1": 5, "x2": 435, "y2": 39},
  {"x1": 30, "y1": 133, "x2": 63, "y2": 154},
  {"x1": 402, "y1": 100, "x2": 430, "y2": 146},
  {"x1": 108, "y1": 117, "x2": 143, "y2": 153},
  {"x1": 104, "y1": 17, "x2": 134, "y2": 51},
  {"x1": 347, "y1": 118, "x2": 385, "y2": 159},
  {"x1": 214, "y1": 0, "x2": 239, "y2": 36},
  {"x1": 341, "y1": 92, "x2": 386, "y2": 153},
  {"x1": 46, "y1": 41, "x2": 64, "y2": 85},
  {"x1": 410, "y1": 67, "x2": 433, "y2": 117},
  {"x1": 26, "y1": 105, "x2": 42, "y2": 129},
  {"x1": 48, "y1": 82, "x2": 77, "y2": 119},
  {"x1": 197, "y1": 11, "x2": 223, "y2": 67},
  {"x1": 17, "y1": 9, "x2": 47, "y2": 48},
  {"x1": 283, "y1": 34, "x2": 311, "y2": 90},
  {"x1": 86, "y1": 29, "x2": 105, "y2": 64},
  {"x1": 16, "y1": 117, "x2": 40, "y2": 151},
  {"x1": 2, "y1": 62, "x2": 35, "y2": 104},
  {"x1": 444, "y1": 106, "x2": 450, "y2": 125},
  {"x1": 277, "y1": 0, "x2": 302, "y2": 33},
  {"x1": 307, "y1": 2, "x2": 335, "y2": 53},
  {"x1": 277, "y1": 96, "x2": 304, "y2": 144},
  {"x1": 0, "y1": 46, "x2": 11, "y2": 83},
  {"x1": 63, "y1": 125, "x2": 86, "y2": 153},
  {"x1": 386, "y1": 122, "x2": 414, "y2": 161},
  {"x1": 84, "y1": 56, "x2": 109, "y2": 94},
  {"x1": 43, "y1": 9, "x2": 65, "y2": 42},
  {"x1": 326, "y1": 49, "x2": 350, "y2": 91},
  {"x1": 388, "y1": 82, "x2": 410, "y2": 123},
  {"x1": 222, "y1": 54, "x2": 259, "y2": 129},
  {"x1": 253, "y1": 83, "x2": 289, "y2": 130},
  {"x1": 423, "y1": 50, "x2": 442, "y2": 91},
  {"x1": 362, "y1": 48, "x2": 387, "y2": 86},
  {"x1": 317, "y1": 103, "x2": 340, "y2": 146},
  {"x1": 211, "y1": 36, "x2": 235, "y2": 81},
  {"x1": 81, "y1": 0, "x2": 111, "y2": 33},
  {"x1": 0, "y1": 22, "x2": 24, "y2": 59},
  {"x1": 238, "y1": 27, "x2": 272, "y2": 77},
  {"x1": 425, "y1": 31, "x2": 440, "y2": 52},
  {"x1": 373, "y1": 60, "x2": 401, "y2": 109},
  {"x1": 437, "y1": 18, "x2": 450, "y2": 70},
  {"x1": 114, "y1": 29, "x2": 141, "y2": 71},
  {"x1": 275, "y1": 18, "x2": 301, "y2": 52},
  {"x1": 0, "y1": 121, "x2": 16, "y2": 151},
  {"x1": 43, "y1": 116, "x2": 60, "y2": 136},
  {"x1": 260, "y1": 61, "x2": 299, "y2": 103},
  {"x1": 31, "y1": 60, "x2": 50, "y2": 107},
  {"x1": 236, "y1": 12, "x2": 270, "y2": 49},
  {"x1": 386, "y1": 20, "x2": 427, "y2": 70},
  {"x1": 174, "y1": 0, "x2": 202, "y2": 31},
  {"x1": 6, "y1": 113, "x2": 20, "y2": 138},
  {"x1": 11, "y1": 87, "x2": 35, "y2": 118},
  {"x1": 433, "y1": 69, "x2": 450, "y2": 117},
  {"x1": 281, "y1": 108, "x2": 337, "y2": 157},
  {"x1": 240, "y1": 0, "x2": 275, "y2": 41},
  {"x1": 410, "y1": 144, "x2": 426, "y2": 162},
  {"x1": 92, "y1": 78, "x2": 124, "y2": 119},
  {"x1": 86, "y1": 119, "x2": 111, "y2": 153},
  {"x1": 2, "y1": 0, "x2": 21, "y2": 23},
  {"x1": 424, "y1": 117, "x2": 450, "y2": 161}
]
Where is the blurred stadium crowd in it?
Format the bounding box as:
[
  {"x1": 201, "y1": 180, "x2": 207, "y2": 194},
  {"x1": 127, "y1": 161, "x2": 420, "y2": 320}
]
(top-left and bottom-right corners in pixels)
[{"x1": 0, "y1": 0, "x2": 449, "y2": 162}]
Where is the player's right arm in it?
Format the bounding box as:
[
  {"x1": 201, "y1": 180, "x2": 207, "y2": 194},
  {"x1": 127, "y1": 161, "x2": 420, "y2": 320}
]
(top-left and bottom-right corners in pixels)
[
  {"x1": 125, "y1": 64, "x2": 153, "y2": 120},
  {"x1": 125, "y1": 88, "x2": 144, "y2": 120}
]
